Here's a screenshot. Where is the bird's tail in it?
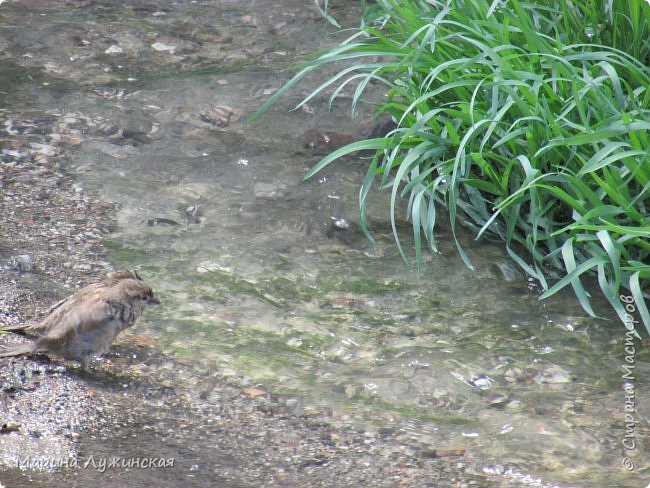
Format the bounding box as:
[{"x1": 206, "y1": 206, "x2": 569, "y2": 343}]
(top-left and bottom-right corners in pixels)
[
  {"x1": 0, "y1": 324, "x2": 29, "y2": 332},
  {"x1": 0, "y1": 342, "x2": 34, "y2": 358}
]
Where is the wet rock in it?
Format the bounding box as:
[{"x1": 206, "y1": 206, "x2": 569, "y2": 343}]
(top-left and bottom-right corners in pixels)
[
  {"x1": 104, "y1": 45, "x2": 123, "y2": 54},
  {"x1": 325, "y1": 216, "x2": 353, "y2": 239},
  {"x1": 146, "y1": 217, "x2": 180, "y2": 227},
  {"x1": 363, "y1": 115, "x2": 398, "y2": 139},
  {"x1": 533, "y1": 364, "x2": 574, "y2": 384},
  {"x1": 151, "y1": 41, "x2": 177, "y2": 53},
  {"x1": 197, "y1": 105, "x2": 236, "y2": 129},
  {"x1": 299, "y1": 128, "x2": 355, "y2": 153},
  {"x1": 185, "y1": 205, "x2": 201, "y2": 224},
  {"x1": 6, "y1": 254, "x2": 33, "y2": 273},
  {"x1": 254, "y1": 182, "x2": 285, "y2": 198},
  {"x1": 491, "y1": 260, "x2": 520, "y2": 282},
  {"x1": 121, "y1": 109, "x2": 154, "y2": 136}
]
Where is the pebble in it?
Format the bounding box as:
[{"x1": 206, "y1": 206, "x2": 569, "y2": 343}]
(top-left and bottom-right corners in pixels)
[
  {"x1": 104, "y1": 45, "x2": 123, "y2": 54},
  {"x1": 151, "y1": 42, "x2": 177, "y2": 53}
]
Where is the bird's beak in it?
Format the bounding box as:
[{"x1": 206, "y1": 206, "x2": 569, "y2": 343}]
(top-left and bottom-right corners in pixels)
[{"x1": 150, "y1": 297, "x2": 161, "y2": 305}]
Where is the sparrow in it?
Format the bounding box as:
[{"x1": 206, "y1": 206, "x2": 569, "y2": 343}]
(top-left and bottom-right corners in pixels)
[{"x1": 0, "y1": 270, "x2": 160, "y2": 370}]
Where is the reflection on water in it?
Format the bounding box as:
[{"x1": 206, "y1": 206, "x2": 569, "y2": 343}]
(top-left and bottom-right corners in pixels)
[{"x1": 1, "y1": 1, "x2": 648, "y2": 486}]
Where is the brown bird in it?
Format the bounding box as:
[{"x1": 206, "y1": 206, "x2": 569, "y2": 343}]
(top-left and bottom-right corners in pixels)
[{"x1": 0, "y1": 270, "x2": 160, "y2": 370}]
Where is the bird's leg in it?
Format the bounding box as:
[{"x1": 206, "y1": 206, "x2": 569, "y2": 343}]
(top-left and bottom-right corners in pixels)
[{"x1": 80, "y1": 357, "x2": 90, "y2": 371}]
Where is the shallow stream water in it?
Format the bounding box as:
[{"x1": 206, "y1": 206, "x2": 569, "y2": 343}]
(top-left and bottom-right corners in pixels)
[{"x1": 1, "y1": 1, "x2": 648, "y2": 486}]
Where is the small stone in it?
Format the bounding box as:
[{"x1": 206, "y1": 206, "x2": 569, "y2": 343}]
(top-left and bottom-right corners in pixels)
[
  {"x1": 7, "y1": 254, "x2": 33, "y2": 272},
  {"x1": 151, "y1": 42, "x2": 177, "y2": 53},
  {"x1": 104, "y1": 45, "x2": 123, "y2": 54},
  {"x1": 254, "y1": 182, "x2": 282, "y2": 198}
]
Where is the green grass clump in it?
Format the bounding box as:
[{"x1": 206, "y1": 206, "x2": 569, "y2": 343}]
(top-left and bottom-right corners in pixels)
[{"x1": 252, "y1": 0, "x2": 649, "y2": 334}]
